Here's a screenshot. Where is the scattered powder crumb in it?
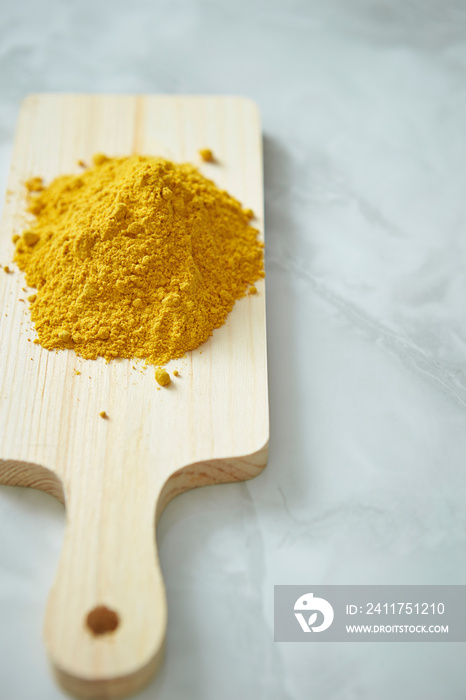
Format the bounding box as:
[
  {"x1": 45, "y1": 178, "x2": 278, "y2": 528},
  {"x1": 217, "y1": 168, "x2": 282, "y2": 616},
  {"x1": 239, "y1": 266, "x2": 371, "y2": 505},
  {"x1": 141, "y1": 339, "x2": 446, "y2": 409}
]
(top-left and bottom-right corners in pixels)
[
  {"x1": 155, "y1": 367, "x2": 171, "y2": 386},
  {"x1": 74, "y1": 369, "x2": 81, "y2": 376},
  {"x1": 78, "y1": 159, "x2": 87, "y2": 168},
  {"x1": 173, "y1": 369, "x2": 179, "y2": 377},
  {"x1": 28, "y1": 294, "x2": 37, "y2": 302},
  {"x1": 3, "y1": 266, "x2": 11, "y2": 273},
  {"x1": 33, "y1": 338, "x2": 39, "y2": 344},
  {"x1": 99, "y1": 410, "x2": 108, "y2": 419},
  {"x1": 199, "y1": 148, "x2": 214, "y2": 162},
  {"x1": 18, "y1": 298, "x2": 24, "y2": 302},
  {"x1": 249, "y1": 286, "x2": 257, "y2": 295}
]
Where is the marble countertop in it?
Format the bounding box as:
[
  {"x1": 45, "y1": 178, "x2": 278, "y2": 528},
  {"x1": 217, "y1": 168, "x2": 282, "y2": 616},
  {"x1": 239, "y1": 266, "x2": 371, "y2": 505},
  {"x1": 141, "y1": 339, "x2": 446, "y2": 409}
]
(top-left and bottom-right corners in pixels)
[{"x1": 1, "y1": 1, "x2": 466, "y2": 698}]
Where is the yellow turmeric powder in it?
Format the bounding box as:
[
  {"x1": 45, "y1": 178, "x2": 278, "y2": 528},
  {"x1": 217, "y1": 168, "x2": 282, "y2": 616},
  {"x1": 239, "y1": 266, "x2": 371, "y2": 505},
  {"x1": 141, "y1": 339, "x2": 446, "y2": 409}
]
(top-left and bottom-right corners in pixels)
[{"x1": 14, "y1": 154, "x2": 264, "y2": 366}]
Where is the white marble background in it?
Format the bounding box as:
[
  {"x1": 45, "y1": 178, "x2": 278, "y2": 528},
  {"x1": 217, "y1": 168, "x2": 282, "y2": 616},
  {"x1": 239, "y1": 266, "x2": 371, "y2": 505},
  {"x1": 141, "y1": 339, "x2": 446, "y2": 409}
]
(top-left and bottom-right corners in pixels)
[{"x1": 1, "y1": 1, "x2": 466, "y2": 698}]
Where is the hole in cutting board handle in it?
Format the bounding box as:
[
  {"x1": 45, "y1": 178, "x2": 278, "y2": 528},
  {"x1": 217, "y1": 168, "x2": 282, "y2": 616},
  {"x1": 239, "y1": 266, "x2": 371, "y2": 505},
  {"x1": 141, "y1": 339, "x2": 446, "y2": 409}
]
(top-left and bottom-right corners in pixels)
[{"x1": 86, "y1": 605, "x2": 120, "y2": 635}]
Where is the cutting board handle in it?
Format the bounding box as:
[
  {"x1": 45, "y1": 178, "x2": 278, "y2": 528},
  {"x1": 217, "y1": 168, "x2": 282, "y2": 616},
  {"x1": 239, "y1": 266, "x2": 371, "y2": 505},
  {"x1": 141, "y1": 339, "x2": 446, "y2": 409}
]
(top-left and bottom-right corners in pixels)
[{"x1": 43, "y1": 475, "x2": 167, "y2": 699}]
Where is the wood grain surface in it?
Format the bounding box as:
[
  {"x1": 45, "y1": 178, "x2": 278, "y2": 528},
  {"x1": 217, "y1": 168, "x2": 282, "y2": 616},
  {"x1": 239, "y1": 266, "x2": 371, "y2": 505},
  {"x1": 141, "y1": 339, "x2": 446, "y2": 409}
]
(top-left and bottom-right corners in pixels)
[{"x1": 0, "y1": 94, "x2": 268, "y2": 699}]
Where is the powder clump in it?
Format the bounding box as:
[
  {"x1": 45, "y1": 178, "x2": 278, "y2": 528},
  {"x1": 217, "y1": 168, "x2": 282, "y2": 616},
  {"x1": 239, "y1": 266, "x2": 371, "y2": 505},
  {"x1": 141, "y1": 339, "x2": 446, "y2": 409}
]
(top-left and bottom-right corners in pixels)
[
  {"x1": 25, "y1": 177, "x2": 44, "y2": 193},
  {"x1": 155, "y1": 367, "x2": 171, "y2": 386},
  {"x1": 14, "y1": 154, "x2": 264, "y2": 366}
]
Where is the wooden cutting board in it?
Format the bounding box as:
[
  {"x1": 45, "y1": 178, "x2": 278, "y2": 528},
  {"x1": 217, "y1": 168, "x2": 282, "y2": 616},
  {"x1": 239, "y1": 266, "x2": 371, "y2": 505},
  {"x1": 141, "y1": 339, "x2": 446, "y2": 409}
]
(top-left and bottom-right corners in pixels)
[{"x1": 0, "y1": 94, "x2": 268, "y2": 699}]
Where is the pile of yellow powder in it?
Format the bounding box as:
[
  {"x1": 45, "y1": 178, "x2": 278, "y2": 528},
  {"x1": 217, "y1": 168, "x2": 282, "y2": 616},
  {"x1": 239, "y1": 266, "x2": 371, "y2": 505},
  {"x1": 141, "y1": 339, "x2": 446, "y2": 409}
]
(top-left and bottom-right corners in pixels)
[{"x1": 14, "y1": 154, "x2": 264, "y2": 366}]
